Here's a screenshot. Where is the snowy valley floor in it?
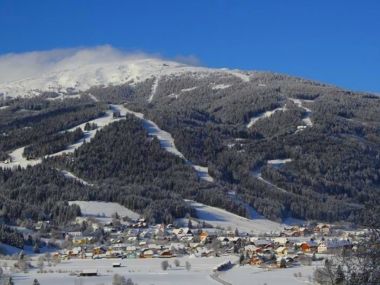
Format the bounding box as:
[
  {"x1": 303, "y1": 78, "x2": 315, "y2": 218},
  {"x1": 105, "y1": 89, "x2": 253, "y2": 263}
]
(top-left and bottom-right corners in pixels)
[{"x1": 6, "y1": 256, "x2": 317, "y2": 285}]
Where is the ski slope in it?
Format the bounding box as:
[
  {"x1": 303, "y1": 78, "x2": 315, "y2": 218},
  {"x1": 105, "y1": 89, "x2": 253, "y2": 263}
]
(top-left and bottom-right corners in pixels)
[
  {"x1": 0, "y1": 104, "x2": 126, "y2": 169},
  {"x1": 121, "y1": 105, "x2": 214, "y2": 182},
  {"x1": 247, "y1": 105, "x2": 287, "y2": 128},
  {"x1": 289, "y1": 98, "x2": 314, "y2": 130}
]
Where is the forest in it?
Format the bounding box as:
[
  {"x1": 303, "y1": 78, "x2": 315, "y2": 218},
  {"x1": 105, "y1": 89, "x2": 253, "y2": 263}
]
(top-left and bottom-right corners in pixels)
[{"x1": 0, "y1": 70, "x2": 379, "y2": 226}]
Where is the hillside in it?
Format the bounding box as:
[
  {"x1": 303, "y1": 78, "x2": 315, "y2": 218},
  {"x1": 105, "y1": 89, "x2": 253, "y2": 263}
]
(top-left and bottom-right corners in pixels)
[{"x1": 0, "y1": 58, "x2": 379, "y2": 227}]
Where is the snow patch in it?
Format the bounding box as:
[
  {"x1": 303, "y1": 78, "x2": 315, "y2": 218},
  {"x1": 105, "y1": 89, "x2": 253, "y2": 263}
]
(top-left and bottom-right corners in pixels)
[{"x1": 211, "y1": 84, "x2": 231, "y2": 90}]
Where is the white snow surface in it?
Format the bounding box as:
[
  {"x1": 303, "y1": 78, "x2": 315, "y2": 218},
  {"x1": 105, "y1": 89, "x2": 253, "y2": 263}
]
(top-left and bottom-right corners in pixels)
[
  {"x1": 122, "y1": 105, "x2": 214, "y2": 182},
  {"x1": 185, "y1": 200, "x2": 284, "y2": 234},
  {"x1": 0, "y1": 147, "x2": 41, "y2": 169},
  {"x1": 148, "y1": 76, "x2": 159, "y2": 103},
  {"x1": 290, "y1": 98, "x2": 313, "y2": 128},
  {"x1": 0, "y1": 47, "x2": 250, "y2": 98},
  {"x1": 222, "y1": 264, "x2": 317, "y2": 285},
  {"x1": 247, "y1": 106, "x2": 287, "y2": 128},
  {"x1": 10, "y1": 256, "x2": 232, "y2": 285},
  {"x1": 211, "y1": 83, "x2": 231, "y2": 90},
  {"x1": 69, "y1": 201, "x2": 140, "y2": 220}
]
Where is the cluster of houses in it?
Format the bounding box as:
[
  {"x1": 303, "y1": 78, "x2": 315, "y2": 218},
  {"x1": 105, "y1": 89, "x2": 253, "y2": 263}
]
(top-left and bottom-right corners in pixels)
[{"x1": 43, "y1": 217, "x2": 362, "y2": 270}]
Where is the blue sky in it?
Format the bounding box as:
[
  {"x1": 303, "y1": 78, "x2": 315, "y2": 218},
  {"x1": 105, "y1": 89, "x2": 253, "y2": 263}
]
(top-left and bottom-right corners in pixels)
[{"x1": 0, "y1": 0, "x2": 379, "y2": 93}]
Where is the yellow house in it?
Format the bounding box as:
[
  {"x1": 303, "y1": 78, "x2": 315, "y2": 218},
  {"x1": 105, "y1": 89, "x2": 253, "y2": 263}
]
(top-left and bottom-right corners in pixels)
[{"x1": 199, "y1": 231, "x2": 208, "y2": 242}]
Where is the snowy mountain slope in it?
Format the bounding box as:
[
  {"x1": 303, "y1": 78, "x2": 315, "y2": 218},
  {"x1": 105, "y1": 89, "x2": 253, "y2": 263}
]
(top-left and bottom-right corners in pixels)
[
  {"x1": 183, "y1": 200, "x2": 284, "y2": 234},
  {"x1": 0, "y1": 56, "x2": 250, "y2": 98}
]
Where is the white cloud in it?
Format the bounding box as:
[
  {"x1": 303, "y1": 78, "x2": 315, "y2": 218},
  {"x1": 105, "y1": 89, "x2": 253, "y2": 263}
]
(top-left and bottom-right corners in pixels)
[{"x1": 0, "y1": 45, "x2": 201, "y2": 84}]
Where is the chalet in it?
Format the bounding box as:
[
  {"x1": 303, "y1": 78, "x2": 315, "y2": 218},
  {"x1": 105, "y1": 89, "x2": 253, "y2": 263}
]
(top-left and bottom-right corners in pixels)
[
  {"x1": 249, "y1": 256, "x2": 264, "y2": 265},
  {"x1": 140, "y1": 249, "x2": 154, "y2": 258},
  {"x1": 159, "y1": 249, "x2": 173, "y2": 258},
  {"x1": 172, "y1": 227, "x2": 192, "y2": 237},
  {"x1": 317, "y1": 239, "x2": 351, "y2": 253},
  {"x1": 275, "y1": 246, "x2": 288, "y2": 256},
  {"x1": 272, "y1": 237, "x2": 288, "y2": 246}
]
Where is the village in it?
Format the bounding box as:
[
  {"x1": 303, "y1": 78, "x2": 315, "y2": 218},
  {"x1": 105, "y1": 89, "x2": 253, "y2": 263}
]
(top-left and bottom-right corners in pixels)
[
  {"x1": 0, "y1": 201, "x2": 373, "y2": 285},
  {"x1": 13, "y1": 205, "x2": 365, "y2": 268}
]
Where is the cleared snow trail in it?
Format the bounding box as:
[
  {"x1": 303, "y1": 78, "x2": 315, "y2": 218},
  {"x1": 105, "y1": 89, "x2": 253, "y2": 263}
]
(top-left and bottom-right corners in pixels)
[
  {"x1": 148, "y1": 76, "x2": 159, "y2": 103},
  {"x1": 247, "y1": 105, "x2": 287, "y2": 128},
  {"x1": 289, "y1": 98, "x2": 313, "y2": 131},
  {"x1": 60, "y1": 170, "x2": 93, "y2": 186},
  {"x1": 121, "y1": 105, "x2": 214, "y2": 182},
  {"x1": 251, "y1": 159, "x2": 293, "y2": 194},
  {"x1": 0, "y1": 104, "x2": 126, "y2": 169}
]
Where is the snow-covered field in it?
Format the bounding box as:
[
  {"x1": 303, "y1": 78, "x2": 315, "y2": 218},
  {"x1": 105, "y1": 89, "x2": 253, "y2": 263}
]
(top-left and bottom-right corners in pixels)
[
  {"x1": 68, "y1": 201, "x2": 140, "y2": 221},
  {"x1": 10, "y1": 256, "x2": 230, "y2": 285},
  {"x1": 184, "y1": 200, "x2": 284, "y2": 234},
  {"x1": 222, "y1": 264, "x2": 316, "y2": 285},
  {"x1": 5, "y1": 256, "x2": 318, "y2": 285},
  {"x1": 121, "y1": 105, "x2": 214, "y2": 182}
]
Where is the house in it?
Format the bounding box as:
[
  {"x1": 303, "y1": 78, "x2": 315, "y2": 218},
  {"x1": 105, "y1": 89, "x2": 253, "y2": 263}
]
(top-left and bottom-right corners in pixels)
[
  {"x1": 172, "y1": 227, "x2": 192, "y2": 237},
  {"x1": 249, "y1": 256, "x2": 264, "y2": 265},
  {"x1": 275, "y1": 246, "x2": 288, "y2": 256},
  {"x1": 160, "y1": 250, "x2": 173, "y2": 258},
  {"x1": 140, "y1": 249, "x2": 154, "y2": 258},
  {"x1": 300, "y1": 242, "x2": 311, "y2": 252},
  {"x1": 272, "y1": 237, "x2": 288, "y2": 246},
  {"x1": 199, "y1": 231, "x2": 208, "y2": 242}
]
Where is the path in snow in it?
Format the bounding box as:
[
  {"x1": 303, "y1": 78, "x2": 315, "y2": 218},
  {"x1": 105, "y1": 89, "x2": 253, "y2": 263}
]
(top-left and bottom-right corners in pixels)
[
  {"x1": 289, "y1": 98, "x2": 313, "y2": 131},
  {"x1": 60, "y1": 170, "x2": 93, "y2": 186},
  {"x1": 0, "y1": 105, "x2": 126, "y2": 169},
  {"x1": 87, "y1": 93, "x2": 99, "y2": 102},
  {"x1": 121, "y1": 105, "x2": 214, "y2": 182},
  {"x1": 247, "y1": 105, "x2": 287, "y2": 128},
  {"x1": 251, "y1": 159, "x2": 293, "y2": 194},
  {"x1": 211, "y1": 84, "x2": 231, "y2": 90},
  {"x1": 148, "y1": 76, "x2": 159, "y2": 103}
]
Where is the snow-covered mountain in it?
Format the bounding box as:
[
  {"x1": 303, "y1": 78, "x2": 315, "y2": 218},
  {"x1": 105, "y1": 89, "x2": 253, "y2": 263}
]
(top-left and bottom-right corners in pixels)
[{"x1": 0, "y1": 52, "x2": 248, "y2": 98}]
